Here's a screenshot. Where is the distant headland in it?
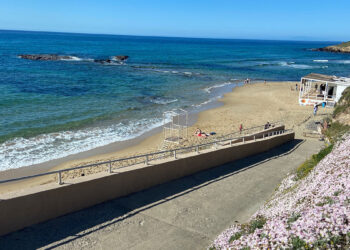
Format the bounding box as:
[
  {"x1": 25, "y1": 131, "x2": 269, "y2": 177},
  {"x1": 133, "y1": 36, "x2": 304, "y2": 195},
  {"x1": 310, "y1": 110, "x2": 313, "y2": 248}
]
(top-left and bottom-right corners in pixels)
[{"x1": 314, "y1": 41, "x2": 350, "y2": 53}]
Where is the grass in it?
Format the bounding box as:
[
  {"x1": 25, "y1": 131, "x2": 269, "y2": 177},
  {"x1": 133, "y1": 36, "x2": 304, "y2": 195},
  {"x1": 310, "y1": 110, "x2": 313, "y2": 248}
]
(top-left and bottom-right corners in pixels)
[
  {"x1": 295, "y1": 144, "x2": 333, "y2": 180},
  {"x1": 324, "y1": 121, "x2": 350, "y2": 144},
  {"x1": 333, "y1": 86, "x2": 350, "y2": 118},
  {"x1": 335, "y1": 41, "x2": 350, "y2": 48}
]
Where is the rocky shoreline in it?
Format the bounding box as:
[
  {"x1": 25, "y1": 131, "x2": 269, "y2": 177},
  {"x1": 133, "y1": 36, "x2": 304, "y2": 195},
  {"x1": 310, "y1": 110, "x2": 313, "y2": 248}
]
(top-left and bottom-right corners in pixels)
[
  {"x1": 18, "y1": 54, "x2": 129, "y2": 63},
  {"x1": 314, "y1": 41, "x2": 350, "y2": 53}
]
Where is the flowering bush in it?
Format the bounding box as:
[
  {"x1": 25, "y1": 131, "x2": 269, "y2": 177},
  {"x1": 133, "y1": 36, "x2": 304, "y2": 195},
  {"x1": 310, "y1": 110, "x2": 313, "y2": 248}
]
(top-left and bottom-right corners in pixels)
[{"x1": 211, "y1": 134, "x2": 350, "y2": 249}]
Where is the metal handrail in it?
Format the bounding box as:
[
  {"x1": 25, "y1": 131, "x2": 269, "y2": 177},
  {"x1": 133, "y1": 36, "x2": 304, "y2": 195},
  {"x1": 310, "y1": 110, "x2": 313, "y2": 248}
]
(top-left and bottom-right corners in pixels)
[
  {"x1": 0, "y1": 127, "x2": 292, "y2": 186},
  {"x1": 215, "y1": 121, "x2": 283, "y2": 140}
]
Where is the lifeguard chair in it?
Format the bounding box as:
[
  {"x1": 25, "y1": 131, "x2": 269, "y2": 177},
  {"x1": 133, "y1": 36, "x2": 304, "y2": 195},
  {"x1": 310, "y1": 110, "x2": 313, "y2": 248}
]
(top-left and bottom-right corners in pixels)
[{"x1": 162, "y1": 109, "x2": 188, "y2": 148}]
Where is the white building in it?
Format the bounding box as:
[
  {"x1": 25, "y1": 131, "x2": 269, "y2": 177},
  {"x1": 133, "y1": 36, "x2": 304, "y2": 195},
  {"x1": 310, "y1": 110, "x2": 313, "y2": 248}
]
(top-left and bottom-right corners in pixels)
[{"x1": 299, "y1": 73, "x2": 350, "y2": 107}]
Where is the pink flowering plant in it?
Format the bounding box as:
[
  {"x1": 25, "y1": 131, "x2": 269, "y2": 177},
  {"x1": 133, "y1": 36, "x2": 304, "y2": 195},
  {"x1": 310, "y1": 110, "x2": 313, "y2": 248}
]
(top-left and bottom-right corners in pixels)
[{"x1": 211, "y1": 134, "x2": 350, "y2": 249}]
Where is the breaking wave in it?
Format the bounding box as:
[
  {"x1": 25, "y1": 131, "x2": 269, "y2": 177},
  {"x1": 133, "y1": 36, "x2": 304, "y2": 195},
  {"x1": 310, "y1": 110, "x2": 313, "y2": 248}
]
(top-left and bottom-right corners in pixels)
[{"x1": 0, "y1": 118, "x2": 164, "y2": 171}]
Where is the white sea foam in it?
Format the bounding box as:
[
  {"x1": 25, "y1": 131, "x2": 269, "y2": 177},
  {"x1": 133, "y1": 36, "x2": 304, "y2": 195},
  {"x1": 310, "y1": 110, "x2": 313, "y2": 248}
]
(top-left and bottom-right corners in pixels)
[
  {"x1": 192, "y1": 96, "x2": 223, "y2": 108},
  {"x1": 313, "y1": 59, "x2": 329, "y2": 62},
  {"x1": 61, "y1": 56, "x2": 83, "y2": 61},
  {"x1": 150, "y1": 98, "x2": 178, "y2": 105},
  {"x1": 276, "y1": 61, "x2": 326, "y2": 69},
  {"x1": 204, "y1": 81, "x2": 234, "y2": 93},
  {"x1": 0, "y1": 118, "x2": 164, "y2": 171},
  {"x1": 334, "y1": 60, "x2": 350, "y2": 64}
]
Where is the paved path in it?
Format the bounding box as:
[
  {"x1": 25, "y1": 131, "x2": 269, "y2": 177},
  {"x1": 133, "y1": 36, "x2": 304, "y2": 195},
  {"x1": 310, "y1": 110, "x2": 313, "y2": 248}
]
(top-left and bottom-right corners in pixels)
[{"x1": 0, "y1": 138, "x2": 324, "y2": 250}]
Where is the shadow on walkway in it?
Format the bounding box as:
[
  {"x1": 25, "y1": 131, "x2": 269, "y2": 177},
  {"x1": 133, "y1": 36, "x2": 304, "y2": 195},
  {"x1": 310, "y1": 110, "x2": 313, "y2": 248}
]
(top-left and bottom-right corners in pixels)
[{"x1": 0, "y1": 139, "x2": 304, "y2": 249}]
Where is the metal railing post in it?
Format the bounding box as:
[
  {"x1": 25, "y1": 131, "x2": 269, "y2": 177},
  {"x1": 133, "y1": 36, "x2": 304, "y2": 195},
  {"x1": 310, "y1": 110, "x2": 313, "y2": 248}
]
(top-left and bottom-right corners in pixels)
[
  {"x1": 174, "y1": 150, "x2": 177, "y2": 159},
  {"x1": 58, "y1": 171, "x2": 62, "y2": 185},
  {"x1": 243, "y1": 136, "x2": 245, "y2": 143},
  {"x1": 230, "y1": 140, "x2": 232, "y2": 146},
  {"x1": 145, "y1": 155, "x2": 149, "y2": 165},
  {"x1": 109, "y1": 162, "x2": 112, "y2": 173},
  {"x1": 254, "y1": 135, "x2": 256, "y2": 141},
  {"x1": 196, "y1": 146, "x2": 199, "y2": 154},
  {"x1": 263, "y1": 133, "x2": 265, "y2": 139}
]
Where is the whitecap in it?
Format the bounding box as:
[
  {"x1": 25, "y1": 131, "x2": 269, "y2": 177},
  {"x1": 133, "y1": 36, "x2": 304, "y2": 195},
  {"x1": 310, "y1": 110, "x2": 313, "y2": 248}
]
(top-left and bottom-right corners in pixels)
[
  {"x1": 313, "y1": 59, "x2": 329, "y2": 63},
  {"x1": 334, "y1": 60, "x2": 350, "y2": 64},
  {"x1": 61, "y1": 56, "x2": 83, "y2": 61},
  {"x1": 150, "y1": 98, "x2": 178, "y2": 105},
  {"x1": 204, "y1": 81, "x2": 234, "y2": 93}
]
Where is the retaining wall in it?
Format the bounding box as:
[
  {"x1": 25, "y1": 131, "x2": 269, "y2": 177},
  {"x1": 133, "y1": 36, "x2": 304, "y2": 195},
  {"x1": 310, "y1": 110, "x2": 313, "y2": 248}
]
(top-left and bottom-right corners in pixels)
[{"x1": 0, "y1": 131, "x2": 294, "y2": 236}]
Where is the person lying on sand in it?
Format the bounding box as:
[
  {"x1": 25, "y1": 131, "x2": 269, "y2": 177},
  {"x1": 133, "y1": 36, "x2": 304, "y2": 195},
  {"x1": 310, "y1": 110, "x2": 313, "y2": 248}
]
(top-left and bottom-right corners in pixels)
[{"x1": 194, "y1": 128, "x2": 208, "y2": 138}]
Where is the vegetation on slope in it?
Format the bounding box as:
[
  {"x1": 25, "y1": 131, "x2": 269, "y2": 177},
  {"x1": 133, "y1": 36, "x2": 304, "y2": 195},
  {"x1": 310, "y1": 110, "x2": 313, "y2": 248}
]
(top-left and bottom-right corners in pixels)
[{"x1": 210, "y1": 85, "x2": 350, "y2": 250}]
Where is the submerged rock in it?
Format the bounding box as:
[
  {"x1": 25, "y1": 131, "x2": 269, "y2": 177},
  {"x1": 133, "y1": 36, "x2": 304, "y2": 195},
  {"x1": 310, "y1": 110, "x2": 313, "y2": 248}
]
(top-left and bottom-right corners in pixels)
[
  {"x1": 18, "y1": 54, "x2": 73, "y2": 61},
  {"x1": 94, "y1": 59, "x2": 114, "y2": 64}
]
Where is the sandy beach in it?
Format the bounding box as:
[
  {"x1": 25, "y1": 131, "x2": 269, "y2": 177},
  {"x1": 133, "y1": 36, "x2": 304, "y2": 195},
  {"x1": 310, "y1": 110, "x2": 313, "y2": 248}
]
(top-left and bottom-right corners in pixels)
[{"x1": 0, "y1": 81, "x2": 331, "y2": 194}]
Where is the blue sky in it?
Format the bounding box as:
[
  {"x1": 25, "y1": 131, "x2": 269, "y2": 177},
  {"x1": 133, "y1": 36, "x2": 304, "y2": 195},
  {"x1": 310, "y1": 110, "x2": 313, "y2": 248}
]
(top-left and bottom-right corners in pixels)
[{"x1": 0, "y1": 0, "x2": 349, "y2": 41}]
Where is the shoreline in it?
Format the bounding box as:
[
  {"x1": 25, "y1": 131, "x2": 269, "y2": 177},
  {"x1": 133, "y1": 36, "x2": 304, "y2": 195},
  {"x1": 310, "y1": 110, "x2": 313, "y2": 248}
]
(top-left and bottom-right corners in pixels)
[
  {"x1": 0, "y1": 82, "x2": 234, "y2": 180},
  {"x1": 0, "y1": 81, "x2": 332, "y2": 194}
]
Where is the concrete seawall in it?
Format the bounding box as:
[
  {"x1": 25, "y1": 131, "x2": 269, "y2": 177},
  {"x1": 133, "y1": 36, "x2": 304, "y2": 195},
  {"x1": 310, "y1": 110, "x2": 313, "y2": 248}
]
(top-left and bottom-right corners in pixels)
[{"x1": 0, "y1": 131, "x2": 294, "y2": 236}]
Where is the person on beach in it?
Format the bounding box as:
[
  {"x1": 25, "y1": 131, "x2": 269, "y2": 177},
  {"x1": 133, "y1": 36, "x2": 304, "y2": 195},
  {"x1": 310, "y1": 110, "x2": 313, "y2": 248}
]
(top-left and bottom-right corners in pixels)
[
  {"x1": 194, "y1": 128, "x2": 208, "y2": 138},
  {"x1": 315, "y1": 83, "x2": 318, "y2": 92},
  {"x1": 313, "y1": 104, "x2": 318, "y2": 116},
  {"x1": 295, "y1": 83, "x2": 298, "y2": 91},
  {"x1": 239, "y1": 124, "x2": 243, "y2": 134},
  {"x1": 264, "y1": 122, "x2": 271, "y2": 130}
]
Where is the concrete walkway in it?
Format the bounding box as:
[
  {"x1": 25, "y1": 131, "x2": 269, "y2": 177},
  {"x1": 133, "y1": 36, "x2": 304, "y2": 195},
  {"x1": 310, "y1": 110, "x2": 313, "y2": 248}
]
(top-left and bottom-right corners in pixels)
[{"x1": 0, "y1": 138, "x2": 324, "y2": 250}]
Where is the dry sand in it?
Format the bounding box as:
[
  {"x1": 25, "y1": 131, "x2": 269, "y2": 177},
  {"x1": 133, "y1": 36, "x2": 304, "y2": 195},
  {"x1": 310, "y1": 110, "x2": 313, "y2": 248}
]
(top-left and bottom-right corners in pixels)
[{"x1": 0, "y1": 81, "x2": 331, "y2": 194}]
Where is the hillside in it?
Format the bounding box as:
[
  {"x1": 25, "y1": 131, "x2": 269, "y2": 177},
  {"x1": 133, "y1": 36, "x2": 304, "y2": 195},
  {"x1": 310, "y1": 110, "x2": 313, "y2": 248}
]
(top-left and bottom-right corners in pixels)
[
  {"x1": 210, "y1": 88, "x2": 350, "y2": 249},
  {"x1": 316, "y1": 41, "x2": 350, "y2": 53}
]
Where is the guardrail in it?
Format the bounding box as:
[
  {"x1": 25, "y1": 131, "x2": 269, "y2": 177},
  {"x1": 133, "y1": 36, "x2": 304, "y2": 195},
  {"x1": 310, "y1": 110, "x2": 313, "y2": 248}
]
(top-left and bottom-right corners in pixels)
[{"x1": 0, "y1": 126, "x2": 291, "y2": 186}]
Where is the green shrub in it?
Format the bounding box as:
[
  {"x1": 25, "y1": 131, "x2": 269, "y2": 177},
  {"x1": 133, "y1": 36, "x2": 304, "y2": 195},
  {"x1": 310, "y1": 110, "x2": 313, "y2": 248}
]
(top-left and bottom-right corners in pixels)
[
  {"x1": 248, "y1": 216, "x2": 266, "y2": 233},
  {"x1": 324, "y1": 121, "x2": 350, "y2": 143},
  {"x1": 316, "y1": 196, "x2": 335, "y2": 206},
  {"x1": 229, "y1": 232, "x2": 242, "y2": 243},
  {"x1": 290, "y1": 236, "x2": 308, "y2": 249},
  {"x1": 295, "y1": 144, "x2": 333, "y2": 180},
  {"x1": 333, "y1": 86, "x2": 350, "y2": 116},
  {"x1": 287, "y1": 213, "x2": 301, "y2": 224}
]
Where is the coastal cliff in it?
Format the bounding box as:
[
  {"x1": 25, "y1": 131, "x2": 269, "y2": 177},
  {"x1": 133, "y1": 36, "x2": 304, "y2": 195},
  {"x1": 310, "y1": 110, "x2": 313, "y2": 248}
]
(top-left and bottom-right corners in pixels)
[{"x1": 315, "y1": 41, "x2": 350, "y2": 53}]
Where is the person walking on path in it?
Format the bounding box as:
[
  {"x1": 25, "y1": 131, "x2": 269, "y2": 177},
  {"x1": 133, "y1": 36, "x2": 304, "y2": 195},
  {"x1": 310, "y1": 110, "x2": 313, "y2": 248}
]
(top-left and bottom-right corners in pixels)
[
  {"x1": 313, "y1": 104, "x2": 318, "y2": 116},
  {"x1": 239, "y1": 124, "x2": 243, "y2": 134}
]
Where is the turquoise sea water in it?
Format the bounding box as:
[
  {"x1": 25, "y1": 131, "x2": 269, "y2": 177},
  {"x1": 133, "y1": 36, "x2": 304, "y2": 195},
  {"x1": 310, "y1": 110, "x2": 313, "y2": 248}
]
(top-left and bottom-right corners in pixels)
[{"x1": 1, "y1": 30, "x2": 350, "y2": 170}]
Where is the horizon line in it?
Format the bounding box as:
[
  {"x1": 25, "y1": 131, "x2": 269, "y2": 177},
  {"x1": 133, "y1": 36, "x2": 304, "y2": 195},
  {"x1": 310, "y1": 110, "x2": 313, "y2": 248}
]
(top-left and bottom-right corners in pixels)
[{"x1": 0, "y1": 28, "x2": 342, "y2": 44}]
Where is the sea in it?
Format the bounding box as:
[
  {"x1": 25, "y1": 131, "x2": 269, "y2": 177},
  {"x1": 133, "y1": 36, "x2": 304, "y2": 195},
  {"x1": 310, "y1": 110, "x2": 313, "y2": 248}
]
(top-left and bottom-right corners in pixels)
[{"x1": 1, "y1": 30, "x2": 350, "y2": 171}]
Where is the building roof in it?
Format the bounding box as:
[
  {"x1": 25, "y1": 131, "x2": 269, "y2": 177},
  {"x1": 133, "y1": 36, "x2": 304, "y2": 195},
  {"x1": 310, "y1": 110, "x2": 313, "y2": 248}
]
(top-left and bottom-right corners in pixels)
[{"x1": 302, "y1": 73, "x2": 350, "y2": 85}]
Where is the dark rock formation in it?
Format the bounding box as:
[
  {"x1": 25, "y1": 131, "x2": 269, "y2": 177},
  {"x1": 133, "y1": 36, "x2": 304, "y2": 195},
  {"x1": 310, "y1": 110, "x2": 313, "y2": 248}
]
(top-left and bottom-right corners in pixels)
[
  {"x1": 18, "y1": 54, "x2": 73, "y2": 61},
  {"x1": 314, "y1": 41, "x2": 350, "y2": 54},
  {"x1": 94, "y1": 59, "x2": 114, "y2": 64},
  {"x1": 94, "y1": 55, "x2": 129, "y2": 64},
  {"x1": 113, "y1": 55, "x2": 129, "y2": 61}
]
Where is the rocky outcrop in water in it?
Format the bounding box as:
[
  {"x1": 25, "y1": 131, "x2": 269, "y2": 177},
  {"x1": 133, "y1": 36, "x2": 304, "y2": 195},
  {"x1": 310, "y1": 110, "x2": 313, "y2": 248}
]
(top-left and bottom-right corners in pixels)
[
  {"x1": 93, "y1": 55, "x2": 129, "y2": 64},
  {"x1": 18, "y1": 54, "x2": 73, "y2": 61},
  {"x1": 113, "y1": 55, "x2": 129, "y2": 61},
  {"x1": 19, "y1": 54, "x2": 130, "y2": 63},
  {"x1": 314, "y1": 41, "x2": 350, "y2": 53}
]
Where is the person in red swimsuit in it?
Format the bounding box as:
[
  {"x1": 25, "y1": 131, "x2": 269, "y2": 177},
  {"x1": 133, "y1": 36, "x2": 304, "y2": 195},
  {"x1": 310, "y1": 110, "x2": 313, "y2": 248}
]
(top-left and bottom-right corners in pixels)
[{"x1": 195, "y1": 128, "x2": 207, "y2": 137}]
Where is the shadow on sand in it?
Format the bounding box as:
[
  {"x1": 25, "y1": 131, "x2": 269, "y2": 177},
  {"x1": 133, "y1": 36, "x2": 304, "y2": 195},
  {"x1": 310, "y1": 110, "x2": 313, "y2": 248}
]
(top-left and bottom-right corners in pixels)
[{"x1": 0, "y1": 139, "x2": 304, "y2": 249}]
